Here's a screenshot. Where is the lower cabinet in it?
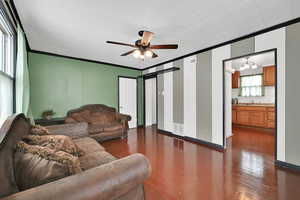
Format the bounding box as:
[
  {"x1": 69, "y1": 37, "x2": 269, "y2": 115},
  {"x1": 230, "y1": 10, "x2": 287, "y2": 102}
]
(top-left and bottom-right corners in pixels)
[
  {"x1": 232, "y1": 110, "x2": 237, "y2": 124},
  {"x1": 233, "y1": 106, "x2": 275, "y2": 129},
  {"x1": 236, "y1": 110, "x2": 250, "y2": 125},
  {"x1": 249, "y1": 111, "x2": 266, "y2": 127}
]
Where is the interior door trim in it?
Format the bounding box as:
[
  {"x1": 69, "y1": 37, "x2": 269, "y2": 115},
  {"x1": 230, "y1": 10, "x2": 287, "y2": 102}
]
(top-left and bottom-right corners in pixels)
[
  {"x1": 143, "y1": 76, "x2": 158, "y2": 127},
  {"x1": 222, "y1": 48, "x2": 278, "y2": 160},
  {"x1": 118, "y1": 76, "x2": 138, "y2": 128}
]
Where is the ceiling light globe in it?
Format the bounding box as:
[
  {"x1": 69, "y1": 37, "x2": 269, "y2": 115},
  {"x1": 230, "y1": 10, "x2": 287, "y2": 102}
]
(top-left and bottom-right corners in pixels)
[
  {"x1": 133, "y1": 50, "x2": 141, "y2": 58},
  {"x1": 252, "y1": 64, "x2": 258, "y2": 69},
  {"x1": 145, "y1": 50, "x2": 153, "y2": 58},
  {"x1": 140, "y1": 54, "x2": 145, "y2": 59},
  {"x1": 244, "y1": 64, "x2": 250, "y2": 69}
]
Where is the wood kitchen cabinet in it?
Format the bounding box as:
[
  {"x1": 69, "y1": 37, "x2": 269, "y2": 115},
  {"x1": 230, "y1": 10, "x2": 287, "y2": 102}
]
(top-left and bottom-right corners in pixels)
[
  {"x1": 237, "y1": 110, "x2": 250, "y2": 125},
  {"x1": 266, "y1": 107, "x2": 275, "y2": 128},
  {"x1": 250, "y1": 111, "x2": 266, "y2": 127},
  {"x1": 233, "y1": 105, "x2": 275, "y2": 129},
  {"x1": 232, "y1": 71, "x2": 240, "y2": 88},
  {"x1": 263, "y1": 66, "x2": 275, "y2": 86},
  {"x1": 232, "y1": 109, "x2": 237, "y2": 124}
]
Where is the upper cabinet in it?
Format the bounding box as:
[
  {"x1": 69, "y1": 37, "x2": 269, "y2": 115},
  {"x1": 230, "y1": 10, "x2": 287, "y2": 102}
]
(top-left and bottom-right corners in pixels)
[
  {"x1": 232, "y1": 71, "x2": 240, "y2": 88},
  {"x1": 263, "y1": 66, "x2": 275, "y2": 86}
]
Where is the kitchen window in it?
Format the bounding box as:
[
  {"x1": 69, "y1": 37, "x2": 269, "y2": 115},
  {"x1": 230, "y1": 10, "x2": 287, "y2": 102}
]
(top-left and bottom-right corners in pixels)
[{"x1": 240, "y1": 74, "x2": 263, "y2": 97}]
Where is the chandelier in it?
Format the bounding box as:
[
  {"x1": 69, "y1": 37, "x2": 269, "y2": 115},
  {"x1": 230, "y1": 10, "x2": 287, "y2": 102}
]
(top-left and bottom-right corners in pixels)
[{"x1": 231, "y1": 57, "x2": 258, "y2": 73}]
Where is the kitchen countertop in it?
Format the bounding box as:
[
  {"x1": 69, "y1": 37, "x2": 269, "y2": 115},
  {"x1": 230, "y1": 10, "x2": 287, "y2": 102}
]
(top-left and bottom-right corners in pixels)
[{"x1": 232, "y1": 103, "x2": 275, "y2": 107}]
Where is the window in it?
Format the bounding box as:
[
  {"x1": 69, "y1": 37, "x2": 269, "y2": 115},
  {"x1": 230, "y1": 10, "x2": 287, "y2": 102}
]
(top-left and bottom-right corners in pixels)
[
  {"x1": 0, "y1": 4, "x2": 16, "y2": 126},
  {"x1": 240, "y1": 75, "x2": 263, "y2": 97}
]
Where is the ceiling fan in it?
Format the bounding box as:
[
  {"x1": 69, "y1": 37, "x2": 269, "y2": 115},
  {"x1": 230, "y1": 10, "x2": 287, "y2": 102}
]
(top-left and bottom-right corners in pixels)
[{"x1": 106, "y1": 30, "x2": 178, "y2": 60}]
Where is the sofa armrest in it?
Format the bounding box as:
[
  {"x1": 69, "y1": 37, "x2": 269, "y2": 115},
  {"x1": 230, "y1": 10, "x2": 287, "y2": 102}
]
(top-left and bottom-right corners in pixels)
[
  {"x1": 0, "y1": 154, "x2": 151, "y2": 200},
  {"x1": 116, "y1": 113, "x2": 131, "y2": 133},
  {"x1": 64, "y1": 117, "x2": 77, "y2": 124},
  {"x1": 45, "y1": 122, "x2": 89, "y2": 139},
  {"x1": 116, "y1": 113, "x2": 131, "y2": 122}
]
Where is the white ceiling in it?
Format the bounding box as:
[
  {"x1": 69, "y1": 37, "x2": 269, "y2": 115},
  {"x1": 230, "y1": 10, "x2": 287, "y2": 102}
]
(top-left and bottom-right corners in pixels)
[
  {"x1": 231, "y1": 51, "x2": 275, "y2": 69},
  {"x1": 14, "y1": 0, "x2": 300, "y2": 69}
]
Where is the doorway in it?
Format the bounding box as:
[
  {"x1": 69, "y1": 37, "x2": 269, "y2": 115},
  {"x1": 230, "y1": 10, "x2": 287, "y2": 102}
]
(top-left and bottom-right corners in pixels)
[
  {"x1": 118, "y1": 76, "x2": 137, "y2": 128},
  {"x1": 223, "y1": 49, "x2": 277, "y2": 159},
  {"x1": 145, "y1": 77, "x2": 157, "y2": 127}
]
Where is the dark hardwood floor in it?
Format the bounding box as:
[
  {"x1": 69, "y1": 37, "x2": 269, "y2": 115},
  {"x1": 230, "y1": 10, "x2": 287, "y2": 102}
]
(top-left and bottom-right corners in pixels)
[{"x1": 102, "y1": 126, "x2": 300, "y2": 200}]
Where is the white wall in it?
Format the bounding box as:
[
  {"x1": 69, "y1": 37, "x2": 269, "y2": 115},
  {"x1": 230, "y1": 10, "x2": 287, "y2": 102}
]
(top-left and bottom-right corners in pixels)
[
  {"x1": 163, "y1": 63, "x2": 174, "y2": 132},
  {"x1": 184, "y1": 55, "x2": 197, "y2": 138},
  {"x1": 144, "y1": 26, "x2": 287, "y2": 164},
  {"x1": 225, "y1": 62, "x2": 232, "y2": 138},
  {"x1": 255, "y1": 28, "x2": 286, "y2": 162},
  {"x1": 152, "y1": 79, "x2": 156, "y2": 124},
  {"x1": 212, "y1": 45, "x2": 231, "y2": 145}
]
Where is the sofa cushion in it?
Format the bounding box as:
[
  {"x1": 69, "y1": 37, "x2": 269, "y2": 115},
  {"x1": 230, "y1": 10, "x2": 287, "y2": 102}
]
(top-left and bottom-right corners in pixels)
[
  {"x1": 89, "y1": 111, "x2": 116, "y2": 125},
  {"x1": 46, "y1": 122, "x2": 89, "y2": 139},
  {"x1": 73, "y1": 137, "x2": 105, "y2": 154},
  {"x1": 24, "y1": 135, "x2": 84, "y2": 157},
  {"x1": 30, "y1": 125, "x2": 49, "y2": 135},
  {"x1": 79, "y1": 151, "x2": 116, "y2": 171},
  {"x1": 90, "y1": 130, "x2": 125, "y2": 142},
  {"x1": 103, "y1": 122, "x2": 123, "y2": 132},
  {"x1": 72, "y1": 110, "x2": 91, "y2": 122},
  {"x1": 14, "y1": 141, "x2": 82, "y2": 191},
  {"x1": 88, "y1": 124, "x2": 104, "y2": 134}
]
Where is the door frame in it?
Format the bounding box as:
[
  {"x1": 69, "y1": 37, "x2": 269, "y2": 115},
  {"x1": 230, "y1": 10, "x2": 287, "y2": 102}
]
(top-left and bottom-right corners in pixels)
[
  {"x1": 143, "y1": 75, "x2": 158, "y2": 127},
  {"x1": 118, "y1": 76, "x2": 138, "y2": 128},
  {"x1": 222, "y1": 48, "x2": 278, "y2": 160}
]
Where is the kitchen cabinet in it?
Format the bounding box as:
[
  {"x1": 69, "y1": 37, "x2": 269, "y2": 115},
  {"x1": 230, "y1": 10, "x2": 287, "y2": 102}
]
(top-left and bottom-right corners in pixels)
[
  {"x1": 232, "y1": 71, "x2": 240, "y2": 88},
  {"x1": 232, "y1": 109, "x2": 237, "y2": 124},
  {"x1": 233, "y1": 105, "x2": 275, "y2": 129},
  {"x1": 249, "y1": 111, "x2": 266, "y2": 127},
  {"x1": 266, "y1": 107, "x2": 275, "y2": 128},
  {"x1": 237, "y1": 110, "x2": 250, "y2": 125},
  {"x1": 263, "y1": 66, "x2": 275, "y2": 86}
]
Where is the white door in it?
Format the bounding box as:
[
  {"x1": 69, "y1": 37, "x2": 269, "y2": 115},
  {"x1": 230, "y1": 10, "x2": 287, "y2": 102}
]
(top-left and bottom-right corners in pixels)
[
  {"x1": 119, "y1": 77, "x2": 137, "y2": 128},
  {"x1": 145, "y1": 78, "x2": 157, "y2": 126}
]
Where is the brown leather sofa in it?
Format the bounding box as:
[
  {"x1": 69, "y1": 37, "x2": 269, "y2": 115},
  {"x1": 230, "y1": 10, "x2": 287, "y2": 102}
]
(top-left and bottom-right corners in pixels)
[
  {"x1": 0, "y1": 114, "x2": 151, "y2": 200},
  {"x1": 65, "y1": 104, "x2": 131, "y2": 142}
]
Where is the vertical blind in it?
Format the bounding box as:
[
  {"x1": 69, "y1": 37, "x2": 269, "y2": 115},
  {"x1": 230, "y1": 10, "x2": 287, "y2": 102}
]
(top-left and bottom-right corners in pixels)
[{"x1": 0, "y1": 3, "x2": 16, "y2": 126}]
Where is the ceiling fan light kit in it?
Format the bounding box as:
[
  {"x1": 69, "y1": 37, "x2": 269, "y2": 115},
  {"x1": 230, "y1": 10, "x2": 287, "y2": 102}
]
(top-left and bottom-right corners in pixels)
[{"x1": 106, "y1": 30, "x2": 178, "y2": 60}]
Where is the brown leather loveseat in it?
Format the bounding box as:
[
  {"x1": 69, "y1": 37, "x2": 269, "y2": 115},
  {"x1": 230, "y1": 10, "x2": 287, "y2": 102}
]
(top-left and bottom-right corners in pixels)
[
  {"x1": 0, "y1": 114, "x2": 151, "y2": 200},
  {"x1": 65, "y1": 104, "x2": 131, "y2": 142}
]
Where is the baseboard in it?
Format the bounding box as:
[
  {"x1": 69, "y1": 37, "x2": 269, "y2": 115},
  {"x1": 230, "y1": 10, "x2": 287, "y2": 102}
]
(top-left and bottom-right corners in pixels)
[
  {"x1": 275, "y1": 160, "x2": 300, "y2": 172},
  {"x1": 157, "y1": 129, "x2": 185, "y2": 140},
  {"x1": 184, "y1": 136, "x2": 225, "y2": 152},
  {"x1": 157, "y1": 129, "x2": 224, "y2": 151}
]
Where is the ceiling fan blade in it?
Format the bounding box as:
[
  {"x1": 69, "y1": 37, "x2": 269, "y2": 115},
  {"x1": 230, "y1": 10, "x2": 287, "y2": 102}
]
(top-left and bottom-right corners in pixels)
[
  {"x1": 141, "y1": 31, "x2": 154, "y2": 46},
  {"x1": 150, "y1": 44, "x2": 178, "y2": 49},
  {"x1": 121, "y1": 49, "x2": 136, "y2": 56},
  {"x1": 107, "y1": 41, "x2": 136, "y2": 48},
  {"x1": 152, "y1": 52, "x2": 158, "y2": 58}
]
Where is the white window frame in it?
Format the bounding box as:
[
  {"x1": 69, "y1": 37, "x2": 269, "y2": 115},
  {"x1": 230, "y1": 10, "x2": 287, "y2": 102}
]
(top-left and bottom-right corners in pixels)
[
  {"x1": 0, "y1": 3, "x2": 16, "y2": 127},
  {"x1": 240, "y1": 74, "x2": 264, "y2": 97}
]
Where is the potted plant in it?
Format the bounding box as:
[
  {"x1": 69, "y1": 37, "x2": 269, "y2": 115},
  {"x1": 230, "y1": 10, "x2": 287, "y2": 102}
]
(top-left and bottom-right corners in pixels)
[{"x1": 41, "y1": 110, "x2": 56, "y2": 120}]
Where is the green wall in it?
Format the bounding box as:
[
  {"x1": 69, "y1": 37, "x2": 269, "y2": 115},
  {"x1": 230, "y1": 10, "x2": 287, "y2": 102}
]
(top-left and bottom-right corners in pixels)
[{"x1": 28, "y1": 52, "x2": 144, "y2": 125}]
